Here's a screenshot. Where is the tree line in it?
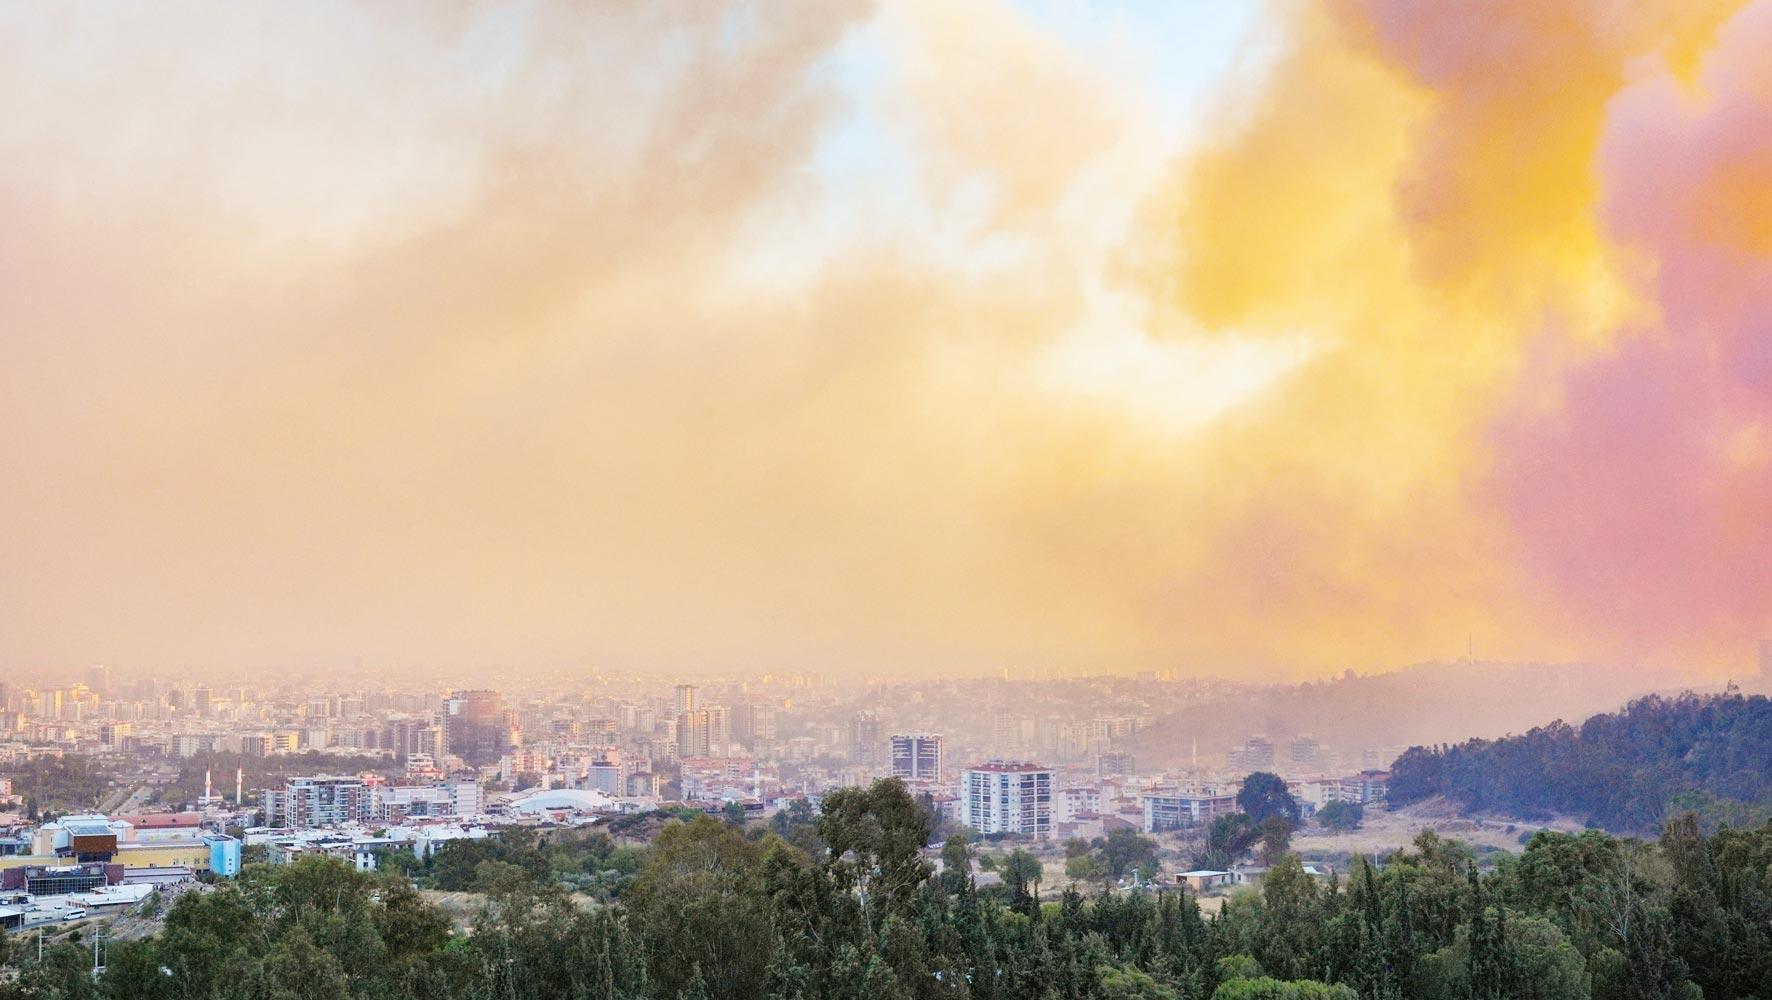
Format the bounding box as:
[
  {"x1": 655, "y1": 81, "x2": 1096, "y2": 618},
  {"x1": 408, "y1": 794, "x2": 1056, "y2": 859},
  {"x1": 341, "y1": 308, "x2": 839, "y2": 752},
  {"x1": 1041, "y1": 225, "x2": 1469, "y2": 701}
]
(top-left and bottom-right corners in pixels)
[
  {"x1": 1, "y1": 778, "x2": 1768, "y2": 999},
  {"x1": 1388, "y1": 690, "x2": 1772, "y2": 831},
  {"x1": 5, "y1": 756, "x2": 116, "y2": 818}
]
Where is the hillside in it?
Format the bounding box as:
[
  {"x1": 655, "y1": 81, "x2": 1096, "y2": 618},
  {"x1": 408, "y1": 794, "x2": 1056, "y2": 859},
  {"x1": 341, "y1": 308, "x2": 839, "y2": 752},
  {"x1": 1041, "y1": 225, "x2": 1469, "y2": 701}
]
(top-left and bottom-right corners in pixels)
[
  {"x1": 1126, "y1": 659, "x2": 1688, "y2": 766},
  {"x1": 1388, "y1": 689, "x2": 1772, "y2": 832}
]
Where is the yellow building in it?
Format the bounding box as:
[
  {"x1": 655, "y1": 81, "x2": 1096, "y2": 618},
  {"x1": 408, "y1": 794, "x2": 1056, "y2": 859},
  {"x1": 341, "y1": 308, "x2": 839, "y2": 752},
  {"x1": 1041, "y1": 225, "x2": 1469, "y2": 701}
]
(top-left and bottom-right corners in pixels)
[{"x1": 13, "y1": 814, "x2": 220, "y2": 875}]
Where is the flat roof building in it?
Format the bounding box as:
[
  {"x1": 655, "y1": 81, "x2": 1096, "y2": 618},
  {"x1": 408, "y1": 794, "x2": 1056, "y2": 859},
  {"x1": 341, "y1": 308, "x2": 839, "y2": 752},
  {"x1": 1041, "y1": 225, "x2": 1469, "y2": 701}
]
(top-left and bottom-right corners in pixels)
[
  {"x1": 1141, "y1": 790, "x2": 1238, "y2": 833},
  {"x1": 960, "y1": 761, "x2": 1053, "y2": 839},
  {"x1": 889, "y1": 733, "x2": 944, "y2": 783}
]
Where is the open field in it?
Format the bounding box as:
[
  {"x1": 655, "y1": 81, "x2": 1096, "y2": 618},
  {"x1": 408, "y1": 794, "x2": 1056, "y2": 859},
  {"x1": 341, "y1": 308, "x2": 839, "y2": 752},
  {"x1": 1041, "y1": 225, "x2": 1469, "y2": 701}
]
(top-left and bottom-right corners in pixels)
[{"x1": 1292, "y1": 798, "x2": 1587, "y2": 859}]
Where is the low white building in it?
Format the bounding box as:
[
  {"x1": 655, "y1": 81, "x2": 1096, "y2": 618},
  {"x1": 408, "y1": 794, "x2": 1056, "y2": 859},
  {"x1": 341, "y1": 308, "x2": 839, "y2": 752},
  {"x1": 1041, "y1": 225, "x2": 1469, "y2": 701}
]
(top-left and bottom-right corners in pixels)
[
  {"x1": 507, "y1": 788, "x2": 615, "y2": 816},
  {"x1": 1174, "y1": 870, "x2": 1236, "y2": 892}
]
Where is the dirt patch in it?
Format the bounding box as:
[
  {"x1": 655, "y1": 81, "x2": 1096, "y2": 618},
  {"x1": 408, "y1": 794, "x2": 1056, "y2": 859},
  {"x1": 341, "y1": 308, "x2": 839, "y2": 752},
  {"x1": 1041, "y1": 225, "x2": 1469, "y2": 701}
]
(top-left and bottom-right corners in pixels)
[
  {"x1": 1294, "y1": 800, "x2": 1584, "y2": 859},
  {"x1": 420, "y1": 890, "x2": 493, "y2": 932}
]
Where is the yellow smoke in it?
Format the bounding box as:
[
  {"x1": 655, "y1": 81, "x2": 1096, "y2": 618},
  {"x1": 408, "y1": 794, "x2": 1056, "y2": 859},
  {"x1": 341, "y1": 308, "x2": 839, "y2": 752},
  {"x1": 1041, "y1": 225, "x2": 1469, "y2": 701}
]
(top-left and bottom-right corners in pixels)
[
  {"x1": 1118, "y1": 0, "x2": 1768, "y2": 674},
  {"x1": 0, "y1": 0, "x2": 1766, "y2": 680}
]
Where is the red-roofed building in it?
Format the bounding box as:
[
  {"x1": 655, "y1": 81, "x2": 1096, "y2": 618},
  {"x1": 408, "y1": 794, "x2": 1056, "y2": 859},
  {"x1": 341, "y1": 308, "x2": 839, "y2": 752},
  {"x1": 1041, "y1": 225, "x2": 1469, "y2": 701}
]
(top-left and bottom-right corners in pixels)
[{"x1": 118, "y1": 812, "x2": 202, "y2": 830}]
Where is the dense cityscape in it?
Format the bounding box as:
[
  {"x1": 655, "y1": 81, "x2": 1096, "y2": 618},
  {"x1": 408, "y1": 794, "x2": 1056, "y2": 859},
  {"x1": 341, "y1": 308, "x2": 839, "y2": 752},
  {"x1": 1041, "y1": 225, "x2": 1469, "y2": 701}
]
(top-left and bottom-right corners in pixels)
[
  {"x1": 0, "y1": 666, "x2": 1404, "y2": 886},
  {"x1": 9, "y1": 0, "x2": 1772, "y2": 995},
  {"x1": 1, "y1": 654, "x2": 1770, "y2": 997}
]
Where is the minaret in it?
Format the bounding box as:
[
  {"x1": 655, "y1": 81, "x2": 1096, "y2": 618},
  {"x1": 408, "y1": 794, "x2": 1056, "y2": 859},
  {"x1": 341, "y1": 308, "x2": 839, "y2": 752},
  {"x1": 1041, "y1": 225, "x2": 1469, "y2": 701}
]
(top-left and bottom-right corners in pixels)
[
  {"x1": 236, "y1": 768, "x2": 244, "y2": 805},
  {"x1": 203, "y1": 769, "x2": 212, "y2": 804}
]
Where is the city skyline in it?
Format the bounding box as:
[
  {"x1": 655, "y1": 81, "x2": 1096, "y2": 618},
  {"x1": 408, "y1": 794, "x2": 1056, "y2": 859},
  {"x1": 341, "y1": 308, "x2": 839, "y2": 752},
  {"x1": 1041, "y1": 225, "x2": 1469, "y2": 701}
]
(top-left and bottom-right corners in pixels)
[{"x1": 6, "y1": 3, "x2": 1772, "y2": 996}]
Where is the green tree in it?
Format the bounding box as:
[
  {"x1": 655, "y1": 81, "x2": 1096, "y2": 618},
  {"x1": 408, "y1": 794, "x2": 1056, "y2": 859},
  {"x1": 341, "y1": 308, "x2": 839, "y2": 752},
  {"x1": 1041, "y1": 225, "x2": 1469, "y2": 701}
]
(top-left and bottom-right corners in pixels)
[
  {"x1": 1098, "y1": 963, "x2": 1182, "y2": 999},
  {"x1": 1465, "y1": 874, "x2": 1507, "y2": 1000},
  {"x1": 374, "y1": 875, "x2": 451, "y2": 961},
  {"x1": 1315, "y1": 801, "x2": 1362, "y2": 833},
  {"x1": 16, "y1": 941, "x2": 104, "y2": 1000},
  {"x1": 1217, "y1": 954, "x2": 1266, "y2": 981},
  {"x1": 1201, "y1": 813, "x2": 1261, "y2": 868},
  {"x1": 1386, "y1": 830, "x2": 1478, "y2": 950},
  {"x1": 149, "y1": 878, "x2": 265, "y2": 997},
  {"x1": 1236, "y1": 773, "x2": 1300, "y2": 828},
  {"x1": 1503, "y1": 914, "x2": 1588, "y2": 1000},
  {"x1": 723, "y1": 799, "x2": 749, "y2": 828},
  {"x1": 1620, "y1": 904, "x2": 1697, "y2": 1000},
  {"x1": 625, "y1": 815, "x2": 777, "y2": 999},
  {"x1": 1067, "y1": 851, "x2": 1107, "y2": 884},
  {"x1": 97, "y1": 940, "x2": 171, "y2": 1000},
  {"x1": 1512, "y1": 829, "x2": 1637, "y2": 954},
  {"x1": 1258, "y1": 816, "x2": 1292, "y2": 865},
  {"x1": 940, "y1": 832, "x2": 973, "y2": 889},
  {"x1": 1418, "y1": 914, "x2": 1589, "y2": 1000},
  {"x1": 1256, "y1": 855, "x2": 1322, "y2": 981},
  {"x1": 818, "y1": 778, "x2": 933, "y2": 926},
  {"x1": 769, "y1": 796, "x2": 825, "y2": 857},
  {"x1": 1100, "y1": 828, "x2": 1160, "y2": 884},
  {"x1": 1001, "y1": 848, "x2": 1044, "y2": 913},
  {"x1": 264, "y1": 925, "x2": 352, "y2": 1000},
  {"x1": 1211, "y1": 977, "x2": 1356, "y2": 999}
]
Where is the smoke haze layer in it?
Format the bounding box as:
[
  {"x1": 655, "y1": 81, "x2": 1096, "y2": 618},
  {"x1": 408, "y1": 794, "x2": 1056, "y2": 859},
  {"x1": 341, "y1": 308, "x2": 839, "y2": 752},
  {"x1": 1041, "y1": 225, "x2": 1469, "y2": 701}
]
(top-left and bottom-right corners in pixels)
[{"x1": 2, "y1": 0, "x2": 1769, "y2": 679}]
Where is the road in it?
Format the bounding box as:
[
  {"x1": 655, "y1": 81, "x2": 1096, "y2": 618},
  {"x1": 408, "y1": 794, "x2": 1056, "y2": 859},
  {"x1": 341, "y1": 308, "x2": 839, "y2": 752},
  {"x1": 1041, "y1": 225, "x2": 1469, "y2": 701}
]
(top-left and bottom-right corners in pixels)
[{"x1": 97, "y1": 784, "x2": 152, "y2": 815}]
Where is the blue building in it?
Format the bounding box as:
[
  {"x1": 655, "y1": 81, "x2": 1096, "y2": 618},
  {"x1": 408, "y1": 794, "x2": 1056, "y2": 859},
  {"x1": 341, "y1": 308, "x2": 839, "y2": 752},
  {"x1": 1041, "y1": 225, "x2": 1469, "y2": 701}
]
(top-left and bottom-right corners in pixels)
[{"x1": 202, "y1": 834, "x2": 242, "y2": 877}]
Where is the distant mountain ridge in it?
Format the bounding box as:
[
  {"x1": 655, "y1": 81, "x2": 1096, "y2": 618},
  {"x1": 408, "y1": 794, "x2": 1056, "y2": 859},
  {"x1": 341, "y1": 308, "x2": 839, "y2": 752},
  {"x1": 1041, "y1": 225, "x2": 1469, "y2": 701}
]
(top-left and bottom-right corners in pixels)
[
  {"x1": 1387, "y1": 689, "x2": 1772, "y2": 832},
  {"x1": 1128, "y1": 659, "x2": 1688, "y2": 767}
]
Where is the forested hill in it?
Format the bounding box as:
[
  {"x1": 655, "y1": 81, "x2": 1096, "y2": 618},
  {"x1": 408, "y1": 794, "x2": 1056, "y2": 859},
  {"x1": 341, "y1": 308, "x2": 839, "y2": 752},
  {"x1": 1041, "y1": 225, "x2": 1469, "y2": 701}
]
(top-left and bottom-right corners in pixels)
[{"x1": 1388, "y1": 690, "x2": 1772, "y2": 831}]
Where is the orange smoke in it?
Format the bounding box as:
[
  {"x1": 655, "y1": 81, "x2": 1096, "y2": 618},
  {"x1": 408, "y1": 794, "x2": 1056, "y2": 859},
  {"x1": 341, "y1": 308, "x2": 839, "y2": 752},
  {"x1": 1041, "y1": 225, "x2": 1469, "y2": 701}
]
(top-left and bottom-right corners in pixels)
[{"x1": 2, "y1": 0, "x2": 1770, "y2": 680}]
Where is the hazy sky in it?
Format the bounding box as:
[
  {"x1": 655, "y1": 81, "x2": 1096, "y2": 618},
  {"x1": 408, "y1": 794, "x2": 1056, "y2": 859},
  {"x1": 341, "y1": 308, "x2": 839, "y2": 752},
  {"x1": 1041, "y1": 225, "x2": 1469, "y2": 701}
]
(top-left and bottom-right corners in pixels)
[{"x1": 4, "y1": 0, "x2": 1771, "y2": 681}]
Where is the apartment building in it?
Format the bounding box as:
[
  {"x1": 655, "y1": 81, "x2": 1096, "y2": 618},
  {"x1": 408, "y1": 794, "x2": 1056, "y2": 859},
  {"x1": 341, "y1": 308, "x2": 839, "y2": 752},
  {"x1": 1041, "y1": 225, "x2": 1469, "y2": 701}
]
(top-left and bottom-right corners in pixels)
[
  {"x1": 889, "y1": 733, "x2": 944, "y2": 782},
  {"x1": 960, "y1": 761, "x2": 1053, "y2": 838}
]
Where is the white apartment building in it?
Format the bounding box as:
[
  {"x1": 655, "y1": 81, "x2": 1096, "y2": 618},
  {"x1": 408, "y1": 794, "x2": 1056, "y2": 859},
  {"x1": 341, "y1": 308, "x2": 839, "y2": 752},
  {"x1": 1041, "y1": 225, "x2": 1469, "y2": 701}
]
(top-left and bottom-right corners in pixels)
[
  {"x1": 265, "y1": 776, "x2": 372, "y2": 829},
  {"x1": 960, "y1": 761, "x2": 1053, "y2": 838},
  {"x1": 377, "y1": 781, "x2": 482, "y2": 822},
  {"x1": 1140, "y1": 788, "x2": 1238, "y2": 833}
]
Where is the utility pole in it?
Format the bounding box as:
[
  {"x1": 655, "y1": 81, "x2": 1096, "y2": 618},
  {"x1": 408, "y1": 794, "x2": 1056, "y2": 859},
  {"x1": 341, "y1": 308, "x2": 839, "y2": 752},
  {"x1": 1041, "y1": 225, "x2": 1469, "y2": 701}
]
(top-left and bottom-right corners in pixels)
[{"x1": 86, "y1": 930, "x2": 106, "y2": 978}]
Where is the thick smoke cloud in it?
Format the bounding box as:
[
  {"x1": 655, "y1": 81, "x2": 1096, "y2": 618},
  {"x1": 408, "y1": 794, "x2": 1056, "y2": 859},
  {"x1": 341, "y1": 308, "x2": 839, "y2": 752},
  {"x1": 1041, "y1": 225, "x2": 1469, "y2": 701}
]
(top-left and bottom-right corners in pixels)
[
  {"x1": 1494, "y1": 0, "x2": 1772, "y2": 656},
  {"x1": 1135, "y1": 0, "x2": 1770, "y2": 674},
  {"x1": 0, "y1": 0, "x2": 1162, "y2": 679},
  {"x1": 2, "y1": 0, "x2": 1769, "y2": 681}
]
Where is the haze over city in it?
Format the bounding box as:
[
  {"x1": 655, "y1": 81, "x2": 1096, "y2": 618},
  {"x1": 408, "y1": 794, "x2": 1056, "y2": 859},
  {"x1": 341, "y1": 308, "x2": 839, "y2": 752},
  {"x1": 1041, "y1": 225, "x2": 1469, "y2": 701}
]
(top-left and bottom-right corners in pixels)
[
  {"x1": 9, "y1": 5, "x2": 1772, "y2": 1000},
  {"x1": 6, "y1": 0, "x2": 1772, "y2": 686}
]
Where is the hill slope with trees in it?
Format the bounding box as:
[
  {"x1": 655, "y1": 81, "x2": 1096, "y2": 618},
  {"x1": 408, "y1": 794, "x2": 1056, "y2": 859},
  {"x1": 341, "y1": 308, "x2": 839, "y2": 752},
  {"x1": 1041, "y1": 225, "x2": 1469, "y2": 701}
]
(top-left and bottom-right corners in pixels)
[
  {"x1": 1128, "y1": 660, "x2": 1684, "y2": 769},
  {"x1": 1387, "y1": 690, "x2": 1772, "y2": 831}
]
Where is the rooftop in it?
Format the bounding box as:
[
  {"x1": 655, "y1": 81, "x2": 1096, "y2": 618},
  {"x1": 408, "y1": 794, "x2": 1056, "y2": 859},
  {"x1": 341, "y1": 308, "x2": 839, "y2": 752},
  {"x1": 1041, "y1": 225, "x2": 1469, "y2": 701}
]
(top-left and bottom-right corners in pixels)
[
  {"x1": 967, "y1": 761, "x2": 1051, "y2": 773},
  {"x1": 121, "y1": 812, "x2": 202, "y2": 828}
]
